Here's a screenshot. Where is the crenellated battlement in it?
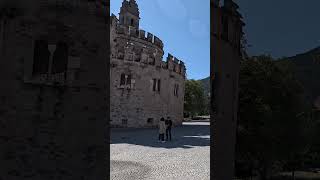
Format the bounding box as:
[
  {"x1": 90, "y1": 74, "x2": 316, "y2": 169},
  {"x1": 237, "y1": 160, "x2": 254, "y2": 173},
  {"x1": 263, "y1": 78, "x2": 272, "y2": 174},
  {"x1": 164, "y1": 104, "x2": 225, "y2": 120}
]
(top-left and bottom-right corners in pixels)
[
  {"x1": 111, "y1": 52, "x2": 186, "y2": 78},
  {"x1": 110, "y1": 14, "x2": 185, "y2": 78},
  {"x1": 165, "y1": 53, "x2": 186, "y2": 77},
  {"x1": 110, "y1": 15, "x2": 164, "y2": 49}
]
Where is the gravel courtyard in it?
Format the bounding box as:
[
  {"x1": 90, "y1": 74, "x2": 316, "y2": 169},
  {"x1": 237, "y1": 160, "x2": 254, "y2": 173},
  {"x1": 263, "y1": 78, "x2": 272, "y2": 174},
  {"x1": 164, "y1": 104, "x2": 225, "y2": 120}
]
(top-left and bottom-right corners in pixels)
[{"x1": 110, "y1": 121, "x2": 210, "y2": 180}]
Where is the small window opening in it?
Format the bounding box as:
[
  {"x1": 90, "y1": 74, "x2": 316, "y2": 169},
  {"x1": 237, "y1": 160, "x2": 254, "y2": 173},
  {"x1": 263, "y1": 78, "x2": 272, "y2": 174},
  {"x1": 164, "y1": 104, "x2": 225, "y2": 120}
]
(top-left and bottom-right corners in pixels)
[
  {"x1": 120, "y1": 73, "x2": 126, "y2": 85},
  {"x1": 153, "y1": 79, "x2": 157, "y2": 91},
  {"x1": 122, "y1": 119, "x2": 128, "y2": 125},
  {"x1": 147, "y1": 118, "x2": 153, "y2": 123},
  {"x1": 127, "y1": 74, "x2": 132, "y2": 85},
  {"x1": 157, "y1": 79, "x2": 161, "y2": 92},
  {"x1": 174, "y1": 84, "x2": 179, "y2": 97}
]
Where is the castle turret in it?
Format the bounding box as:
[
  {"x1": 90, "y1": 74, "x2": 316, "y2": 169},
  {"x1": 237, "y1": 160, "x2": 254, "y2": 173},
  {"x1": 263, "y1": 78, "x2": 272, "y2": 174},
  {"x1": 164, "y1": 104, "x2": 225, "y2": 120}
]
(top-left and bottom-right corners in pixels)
[{"x1": 119, "y1": 0, "x2": 140, "y2": 29}]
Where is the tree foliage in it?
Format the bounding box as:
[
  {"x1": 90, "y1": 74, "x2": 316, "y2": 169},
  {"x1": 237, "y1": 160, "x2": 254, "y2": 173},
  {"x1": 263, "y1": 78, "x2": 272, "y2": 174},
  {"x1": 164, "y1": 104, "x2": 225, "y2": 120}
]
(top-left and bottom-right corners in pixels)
[
  {"x1": 184, "y1": 79, "x2": 207, "y2": 117},
  {"x1": 236, "y1": 55, "x2": 312, "y2": 179}
]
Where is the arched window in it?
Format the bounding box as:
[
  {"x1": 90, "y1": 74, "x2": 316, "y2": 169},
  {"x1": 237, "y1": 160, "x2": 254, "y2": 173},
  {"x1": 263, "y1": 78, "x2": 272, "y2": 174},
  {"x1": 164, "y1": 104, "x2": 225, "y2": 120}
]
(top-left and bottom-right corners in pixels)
[{"x1": 131, "y1": 19, "x2": 134, "y2": 26}]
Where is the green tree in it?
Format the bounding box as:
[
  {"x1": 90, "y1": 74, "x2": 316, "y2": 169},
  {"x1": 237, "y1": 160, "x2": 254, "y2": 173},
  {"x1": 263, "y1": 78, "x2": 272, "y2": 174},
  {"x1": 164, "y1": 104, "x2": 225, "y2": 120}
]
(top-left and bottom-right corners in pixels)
[
  {"x1": 236, "y1": 55, "x2": 311, "y2": 179},
  {"x1": 184, "y1": 79, "x2": 206, "y2": 117}
]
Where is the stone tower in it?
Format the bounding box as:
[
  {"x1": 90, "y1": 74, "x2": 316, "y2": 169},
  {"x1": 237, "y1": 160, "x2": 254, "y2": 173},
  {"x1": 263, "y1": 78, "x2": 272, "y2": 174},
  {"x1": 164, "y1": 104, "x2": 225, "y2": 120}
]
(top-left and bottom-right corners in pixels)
[
  {"x1": 119, "y1": 0, "x2": 140, "y2": 29},
  {"x1": 110, "y1": 0, "x2": 186, "y2": 128}
]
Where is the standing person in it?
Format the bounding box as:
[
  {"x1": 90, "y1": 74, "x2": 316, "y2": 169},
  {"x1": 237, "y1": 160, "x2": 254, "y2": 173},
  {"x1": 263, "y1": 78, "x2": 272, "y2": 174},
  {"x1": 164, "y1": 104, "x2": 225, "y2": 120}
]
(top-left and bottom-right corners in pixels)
[
  {"x1": 158, "y1": 117, "x2": 166, "y2": 142},
  {"x1": 165, "y1": 116, "x2": 173, "y2": 141}
]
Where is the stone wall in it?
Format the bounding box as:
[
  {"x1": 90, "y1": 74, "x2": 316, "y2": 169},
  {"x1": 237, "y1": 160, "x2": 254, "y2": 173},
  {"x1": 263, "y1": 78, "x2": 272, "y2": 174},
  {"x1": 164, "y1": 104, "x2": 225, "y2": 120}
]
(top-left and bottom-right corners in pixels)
[
  {"x1": 110, "y1": 59, "x2": 185, "y2": 128},
  {"x1": 110, "y1": 15, "x2": 186, "y2": 128},
  {"x1": 0, "y1": 0, "x2": 109, "y2": 179}
]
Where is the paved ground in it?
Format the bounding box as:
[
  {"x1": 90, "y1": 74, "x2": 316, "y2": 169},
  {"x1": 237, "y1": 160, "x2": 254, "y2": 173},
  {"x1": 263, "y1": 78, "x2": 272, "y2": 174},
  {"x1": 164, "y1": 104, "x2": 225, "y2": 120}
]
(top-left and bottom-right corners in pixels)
[{"x1": 110, "y1": 121, "x2": 210, "y2": 180}]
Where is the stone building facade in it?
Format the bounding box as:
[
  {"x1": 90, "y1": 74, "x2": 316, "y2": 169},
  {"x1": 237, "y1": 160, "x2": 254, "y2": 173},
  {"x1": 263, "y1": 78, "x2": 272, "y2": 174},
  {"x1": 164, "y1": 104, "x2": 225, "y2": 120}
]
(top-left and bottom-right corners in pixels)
[
  {"x1": 0, "y1": 1, "x2": 108, "y2": 179},
  {"x1": 110, "y1": 0, "x2": 186, "y2": 128},
  {"x1": 211, "y1": 0, "x2": 244, "y2": 179}
]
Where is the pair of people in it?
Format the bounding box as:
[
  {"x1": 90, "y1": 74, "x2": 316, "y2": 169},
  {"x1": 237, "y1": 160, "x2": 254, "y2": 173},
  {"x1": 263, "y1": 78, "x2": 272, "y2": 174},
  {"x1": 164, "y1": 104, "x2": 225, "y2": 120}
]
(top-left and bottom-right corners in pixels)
[{"x1": 158, "y1": 117, "x2": 172, "y2": 142}]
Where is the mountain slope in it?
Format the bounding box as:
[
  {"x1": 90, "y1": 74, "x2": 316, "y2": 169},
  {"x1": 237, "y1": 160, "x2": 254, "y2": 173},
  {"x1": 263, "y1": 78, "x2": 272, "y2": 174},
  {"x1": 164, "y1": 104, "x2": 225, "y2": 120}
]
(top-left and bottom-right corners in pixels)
[
  {"x1": 198, "y1": 77, "x2": 210, "y2": 96},
  {"x1": 277, "y1": 46, "x2": 320, "y2": 107},
  {"x1": 197, "y1": 46, "x2": 320, "y2": 108}
]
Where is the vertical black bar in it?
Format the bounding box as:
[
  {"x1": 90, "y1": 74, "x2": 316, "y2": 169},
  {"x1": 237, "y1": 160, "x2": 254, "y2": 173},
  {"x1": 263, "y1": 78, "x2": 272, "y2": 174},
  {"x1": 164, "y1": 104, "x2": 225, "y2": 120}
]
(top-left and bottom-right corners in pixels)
[
  {"x1": 106, "y1": 0, "x2": 111, "y2": 179},
  {"x1": 211, "y1": 0, "x2": 243, "y2": 179},
  {"x1": 0, "y1": 0, "x2": 111, "y2": 179}
]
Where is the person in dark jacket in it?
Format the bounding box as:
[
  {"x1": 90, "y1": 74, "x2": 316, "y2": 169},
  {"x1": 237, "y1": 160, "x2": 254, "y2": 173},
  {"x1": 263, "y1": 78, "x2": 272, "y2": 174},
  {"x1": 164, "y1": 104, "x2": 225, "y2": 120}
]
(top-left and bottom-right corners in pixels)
[{"x1": 165, "y1": 116, "x2": 172, "y2": 141}]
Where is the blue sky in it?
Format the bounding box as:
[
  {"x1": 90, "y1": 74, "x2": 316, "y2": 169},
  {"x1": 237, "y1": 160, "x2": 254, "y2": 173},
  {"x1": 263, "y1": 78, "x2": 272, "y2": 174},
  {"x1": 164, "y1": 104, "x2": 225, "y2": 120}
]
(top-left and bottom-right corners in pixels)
[
  {"x1": 237, "y1": 0, "x2": 320, "y2": 58},
  {"x1": 111, "y1": 0, "x2": 210, "y2": 80}
]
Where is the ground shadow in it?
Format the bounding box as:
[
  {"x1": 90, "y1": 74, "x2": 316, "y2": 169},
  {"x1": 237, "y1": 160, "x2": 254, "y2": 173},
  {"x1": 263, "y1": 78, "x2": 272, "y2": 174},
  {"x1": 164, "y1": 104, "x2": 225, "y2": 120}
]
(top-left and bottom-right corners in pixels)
[
  {"x1": 110, "y1": 160, "x2": 151, "y2": 180},
  {"x1": 110, "y1": 122, "x2": 210, "y2": 149}
]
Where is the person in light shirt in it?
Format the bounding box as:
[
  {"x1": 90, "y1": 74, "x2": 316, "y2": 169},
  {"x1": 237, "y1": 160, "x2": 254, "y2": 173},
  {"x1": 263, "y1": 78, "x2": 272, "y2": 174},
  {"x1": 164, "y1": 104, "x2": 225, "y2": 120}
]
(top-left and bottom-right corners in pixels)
[{"x1": 158, "y1": 117, "x2": 166, "y2": 143}]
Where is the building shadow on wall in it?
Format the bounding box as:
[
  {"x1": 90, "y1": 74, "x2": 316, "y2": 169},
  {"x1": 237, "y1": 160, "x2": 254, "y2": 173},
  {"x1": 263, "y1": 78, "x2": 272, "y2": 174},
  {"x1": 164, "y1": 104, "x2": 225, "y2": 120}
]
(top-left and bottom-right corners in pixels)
[{"x1": 110, "y1": 122, "x2": 210, "y2": 149}]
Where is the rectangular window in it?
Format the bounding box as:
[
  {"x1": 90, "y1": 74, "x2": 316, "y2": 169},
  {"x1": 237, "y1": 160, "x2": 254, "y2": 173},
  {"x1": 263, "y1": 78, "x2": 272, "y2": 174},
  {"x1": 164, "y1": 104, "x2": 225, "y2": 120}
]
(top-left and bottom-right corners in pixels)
[
  {"x1": 120, "y1": 74, "x2": 126, "y2": 85},
  {"x1": 157, "y1": 79, "x2": 161, "y2": 92},
  {"x1": 120, "y1": 73, "x2": 134, "y2": 89},
  {"x1": 176, "y1": 84, "x2": 179, "y2": 97},
  {"x1": 153, "y1": 79, "x2": 157, "y2": 91},
  {"x1": 151, "y1": 78, "x2": 161, "y2": 92},
  {"x1": 127, "y1": 74, "x2": 131, "y2": 85},
  {"x1": 174, "y1": 84, "x2": 179, "y2": 97}
]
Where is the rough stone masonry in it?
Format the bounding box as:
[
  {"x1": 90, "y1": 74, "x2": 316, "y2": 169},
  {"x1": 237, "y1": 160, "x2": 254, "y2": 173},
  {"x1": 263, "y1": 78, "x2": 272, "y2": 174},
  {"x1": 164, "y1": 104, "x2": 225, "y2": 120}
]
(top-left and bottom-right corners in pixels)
[
  {"x1": 0, "y1": 0, "x2": 108, "y2": 179},
  {"x1": 110, "y1": 0, "x2": 186, "y2": 128}
]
